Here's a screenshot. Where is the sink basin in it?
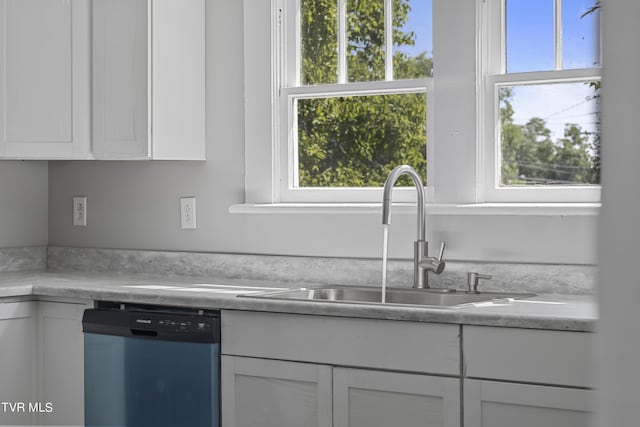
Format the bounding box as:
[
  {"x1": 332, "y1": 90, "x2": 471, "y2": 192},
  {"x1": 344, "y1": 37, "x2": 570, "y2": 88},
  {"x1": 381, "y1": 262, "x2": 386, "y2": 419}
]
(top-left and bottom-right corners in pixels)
[{"x1": 242, "y1": 285, "x2": 535, "y2": 308}]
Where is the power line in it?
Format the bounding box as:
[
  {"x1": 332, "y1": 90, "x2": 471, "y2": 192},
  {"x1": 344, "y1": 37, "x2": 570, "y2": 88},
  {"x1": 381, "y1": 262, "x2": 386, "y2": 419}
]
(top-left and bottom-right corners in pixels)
[{"x1": 543, "y1": 95, "x2": 598, "y2": 120}]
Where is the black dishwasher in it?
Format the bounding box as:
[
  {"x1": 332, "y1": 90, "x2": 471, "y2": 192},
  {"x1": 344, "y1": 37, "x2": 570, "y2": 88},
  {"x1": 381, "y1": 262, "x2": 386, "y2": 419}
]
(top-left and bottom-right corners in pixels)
[{"x1": 82, "y1": 302, "x2": 220, "y2": 427}]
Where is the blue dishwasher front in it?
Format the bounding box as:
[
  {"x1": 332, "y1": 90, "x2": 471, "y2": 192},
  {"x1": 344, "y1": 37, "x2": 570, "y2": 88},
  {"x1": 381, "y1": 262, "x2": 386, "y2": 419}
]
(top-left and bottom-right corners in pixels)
[{"x1": 83, "y1": 302, "x2": 220, "y2": 427}]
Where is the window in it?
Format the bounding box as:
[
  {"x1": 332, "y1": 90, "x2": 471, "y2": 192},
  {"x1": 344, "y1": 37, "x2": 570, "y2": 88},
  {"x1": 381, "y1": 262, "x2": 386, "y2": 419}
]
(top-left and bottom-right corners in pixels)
[
  {"x1": 242, "y1": 0, "x2": 602, "y2": 210},
  {"x1": 481, "y1": 0, "x2": 601, "y2": 202},
  {"x1": 277, "y1": 0, "x2": 433, "y2": 202}
]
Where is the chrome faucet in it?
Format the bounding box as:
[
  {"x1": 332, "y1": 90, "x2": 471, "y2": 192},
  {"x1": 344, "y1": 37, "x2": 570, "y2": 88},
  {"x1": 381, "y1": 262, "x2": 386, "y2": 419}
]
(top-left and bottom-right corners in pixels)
[{"x1": 382, "y1": 165, "x2": 446, "y2": 288}]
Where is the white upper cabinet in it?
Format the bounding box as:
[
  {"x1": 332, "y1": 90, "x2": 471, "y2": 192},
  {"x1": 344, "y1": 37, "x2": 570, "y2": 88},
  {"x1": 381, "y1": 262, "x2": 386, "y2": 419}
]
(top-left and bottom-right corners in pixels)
[
  {"x1": 92, "y1": 0, "x2": 205, "y2": 160},
  {"x1": 0, "y1": 0, "x2": 91, "y2": 159},
  {"x1": 0, "y1": 0, "x2": 205, "y2": 160}
]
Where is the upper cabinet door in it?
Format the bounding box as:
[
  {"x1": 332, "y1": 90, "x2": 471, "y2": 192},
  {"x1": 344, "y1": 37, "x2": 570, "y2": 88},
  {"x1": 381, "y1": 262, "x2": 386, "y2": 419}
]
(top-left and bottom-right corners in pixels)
[
  {"x1": 92, "y1": 0, "x2": 149, "y2": 159},
  {"x1": 0, "y1": 0, "x2": 91, "y2": 159},
  {"x1": 92, "y1": 0, "x2": 206, "y2": 160}
]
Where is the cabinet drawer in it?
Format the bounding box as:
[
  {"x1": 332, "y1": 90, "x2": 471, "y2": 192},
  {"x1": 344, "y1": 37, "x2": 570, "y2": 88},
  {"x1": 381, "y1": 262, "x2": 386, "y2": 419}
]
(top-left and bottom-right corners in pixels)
[
  {"x1": 222, "y1": 311, "x2": 460, "y2": 375},
  {"x1": 464, "y1": 325, "x2": 594, "y2": 388}
]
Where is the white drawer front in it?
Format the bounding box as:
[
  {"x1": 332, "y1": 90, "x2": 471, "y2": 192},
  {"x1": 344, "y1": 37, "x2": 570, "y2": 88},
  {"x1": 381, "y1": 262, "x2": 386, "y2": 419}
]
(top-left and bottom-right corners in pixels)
[
  {"x1": 464, "y1": 325, "x2": 594, "y2": 388},
  {"x1": 222, "y1": 310, "x2": 460, "y2": 376}
]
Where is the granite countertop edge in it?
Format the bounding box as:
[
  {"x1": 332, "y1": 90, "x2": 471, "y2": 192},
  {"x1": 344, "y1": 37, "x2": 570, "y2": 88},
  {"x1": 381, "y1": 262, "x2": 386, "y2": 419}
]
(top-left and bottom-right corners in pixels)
[{"x1": 0, "y1": 271, "x2": 597, "y2": 332}]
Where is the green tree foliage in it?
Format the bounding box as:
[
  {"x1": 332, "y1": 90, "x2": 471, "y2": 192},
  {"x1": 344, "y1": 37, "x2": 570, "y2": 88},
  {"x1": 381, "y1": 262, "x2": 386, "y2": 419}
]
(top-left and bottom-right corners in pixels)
[
  {"x1": 298, "y1": 0, "x2": 430, "y2": 187},
  {"x1": 298, "y1": 0, "x2": 600, "y2": 188},
  {"x1": 499, "y1": 87, "x2": 600, "y2": 186},
  {"x1": 586, "y1": 80, "x2": 601, "y2": 183},
  {"x1": 298, "y1": 93, "x2": 426, "y2": 186},
  {"x1": 301, "y1": 0, "x2": 338, "y2": 85}
]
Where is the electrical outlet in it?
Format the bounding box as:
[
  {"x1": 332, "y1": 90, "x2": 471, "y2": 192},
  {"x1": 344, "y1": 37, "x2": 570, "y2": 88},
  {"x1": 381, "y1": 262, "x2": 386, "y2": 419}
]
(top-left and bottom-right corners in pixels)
[
  {"x1": 180, "y1": 197, "x2": 197, "y2": 229},
  {"x1": 73, "y1": 196, "x2": 87, "y2": 227}
]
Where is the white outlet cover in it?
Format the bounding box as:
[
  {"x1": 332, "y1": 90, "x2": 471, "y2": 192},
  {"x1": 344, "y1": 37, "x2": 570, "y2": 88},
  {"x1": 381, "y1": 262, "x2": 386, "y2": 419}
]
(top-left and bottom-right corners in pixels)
[
  {"x1": 73, "y1": 196, "x2": 87, "y2": 227},
  {"x1": 180, "y1": 197, "x2": 197, "y2": 229}
]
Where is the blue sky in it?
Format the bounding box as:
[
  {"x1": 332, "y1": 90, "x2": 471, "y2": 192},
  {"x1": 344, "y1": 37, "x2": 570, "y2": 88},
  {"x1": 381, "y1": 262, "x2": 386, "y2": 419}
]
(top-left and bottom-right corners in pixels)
[
  {"x1": 505, "y1": 0, "x2": 600, "y2": 141},
  {"x1": 395, "y1": 0, "x2": 433, "y2": 58},
  {"x1": 507, "y1": 0, "x2": 600, "y2": 72},
  {"x1": 396, "y1": 0, "x2": 599, "y2": 70},
  {"x1": 393, "y1": 0, "x2": 600, "y2": 142}
]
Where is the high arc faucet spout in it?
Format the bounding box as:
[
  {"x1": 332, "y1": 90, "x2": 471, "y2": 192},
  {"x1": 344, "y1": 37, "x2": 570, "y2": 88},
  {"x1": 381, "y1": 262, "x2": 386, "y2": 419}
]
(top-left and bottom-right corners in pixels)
[
  {"x1": 381, "y1": 165, "x2": 445, "y2": 289},
  {"x1": 382, "y1": 165, "x2": 425, "y2": 243}
]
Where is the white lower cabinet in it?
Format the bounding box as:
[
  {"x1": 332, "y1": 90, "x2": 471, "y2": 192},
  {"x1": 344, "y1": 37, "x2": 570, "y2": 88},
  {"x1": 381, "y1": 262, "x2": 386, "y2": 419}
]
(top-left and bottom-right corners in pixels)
[
  {"x1": 221, "y1": 311, "x2": 596, "y2": 427},
  {"x1": 0, "y1": 301, "x2": 37, "y2": 426},
  {"x1": 462, "y1": 325, "x2": 595, "y2": 427},
  {"x1": 333, "y1": 367, "x2": 460, "y2": 427},
  {"x1": 0, "y1": 299, "x2": 90, "y2": 426},
  {"x1": 221, "y1": 356, "x2": 333, "y2": 427},
  {"x1": 36, "y1": 300, "x2": 90, "y2": 426},
  {"x1": 221, "y1": 311, "x2": 462, "y2": 427},
  {"x1": 222, "y1": 355, "x2": 460, "y2": 427},
  {"x1": 464, "y1": 379, "x2": 594, "y2": 427}
]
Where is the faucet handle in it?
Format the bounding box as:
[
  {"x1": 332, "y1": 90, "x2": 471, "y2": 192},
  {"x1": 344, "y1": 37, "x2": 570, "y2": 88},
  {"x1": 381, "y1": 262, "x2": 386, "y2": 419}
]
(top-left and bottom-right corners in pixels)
[
  {"x1": 467, "y1": 272, "x2": 493, "y2": 293},
  {"x1": 419, "y1": 241, "x2": 447, "y2": 275},
  {"x1": 436, "y1": 241, "x2": 446, "y2": 262},
  {"x1": 432, "y1": 241, "x2": 447, "y2": 274}
]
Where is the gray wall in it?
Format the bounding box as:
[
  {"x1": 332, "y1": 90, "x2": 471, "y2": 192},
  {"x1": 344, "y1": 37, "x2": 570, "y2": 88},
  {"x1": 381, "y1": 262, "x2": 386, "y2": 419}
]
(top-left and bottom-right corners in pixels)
[
  {"x1": 0, "y1": 161, "x2": 48, "y2": 247},
  {"x1": 49, "y1": 0, "x2": 409, "y2": 259},
  {"x1": 47, "y1": 0, "x2": 597, "y2": 264},
  {"x1": 595, "y1": 2, "x2": 640, "y2": 426}
]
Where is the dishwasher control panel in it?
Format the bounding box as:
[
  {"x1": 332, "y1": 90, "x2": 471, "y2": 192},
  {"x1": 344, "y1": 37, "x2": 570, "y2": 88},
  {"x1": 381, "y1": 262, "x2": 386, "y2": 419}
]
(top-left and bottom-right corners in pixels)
[
  {"x1": 83, "y1": 302, "x2": 221, "y2": 343},
  {"x1": 131, "y1": 312, "x2": 216, "y2": 335}
]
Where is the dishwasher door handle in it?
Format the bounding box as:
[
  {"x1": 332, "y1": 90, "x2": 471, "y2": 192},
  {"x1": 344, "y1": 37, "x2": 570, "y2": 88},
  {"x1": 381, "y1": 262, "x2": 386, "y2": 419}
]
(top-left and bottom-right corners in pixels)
[{"x1": 130, "y1": 328, "x2": 159, "y2": 337}]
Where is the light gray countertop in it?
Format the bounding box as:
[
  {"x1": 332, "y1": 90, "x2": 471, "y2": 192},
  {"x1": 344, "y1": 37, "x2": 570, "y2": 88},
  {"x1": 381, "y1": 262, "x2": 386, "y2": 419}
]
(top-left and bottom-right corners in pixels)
[{"x1": 0, "y1": 270, "x2": 597, "y2": 332}]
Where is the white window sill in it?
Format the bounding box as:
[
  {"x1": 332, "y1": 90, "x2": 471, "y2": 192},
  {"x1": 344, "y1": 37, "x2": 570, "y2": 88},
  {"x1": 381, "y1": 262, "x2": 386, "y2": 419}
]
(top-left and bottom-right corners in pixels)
[{"x1": 229, "y1": 202, "x2": 600, "y2": 216}]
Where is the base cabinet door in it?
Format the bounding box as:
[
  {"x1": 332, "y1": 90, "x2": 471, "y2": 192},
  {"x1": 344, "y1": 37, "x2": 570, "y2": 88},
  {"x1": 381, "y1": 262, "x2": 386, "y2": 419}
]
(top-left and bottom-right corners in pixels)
[
  {"x1": 0, "y1": 302, "x2": 37, "y2": 426},
  {"x1": 464, "y1": 379, "x2": 594, "y2": 427},
  {"x1": 333, "y1": 368, "x2": 460, "y2": 427},
  {"x1": 36, "y1": 300, "x2": 90, "y2": 426},
  {"x1": 221, "y1": 355, "x2": 333, "y2": 427}
]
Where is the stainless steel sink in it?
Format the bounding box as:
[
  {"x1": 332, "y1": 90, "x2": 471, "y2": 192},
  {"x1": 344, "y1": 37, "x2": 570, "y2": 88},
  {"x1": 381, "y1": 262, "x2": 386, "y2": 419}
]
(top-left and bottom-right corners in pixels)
[{"x1": 242, "y1": 285, "x2": 535, "y2": 308}]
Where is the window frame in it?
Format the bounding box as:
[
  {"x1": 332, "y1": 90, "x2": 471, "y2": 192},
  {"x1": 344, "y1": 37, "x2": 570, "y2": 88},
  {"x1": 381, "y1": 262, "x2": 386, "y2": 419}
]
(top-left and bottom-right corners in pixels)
[
  {"x1": 273, "y1": 0, "x2": 434, "y2": 204},
  {"x1": 478, "y1": 0, "x2": 602, "y2": 203},
  {"x1": 241, "y1": 0, "x2": 603, "y2": 211}
]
